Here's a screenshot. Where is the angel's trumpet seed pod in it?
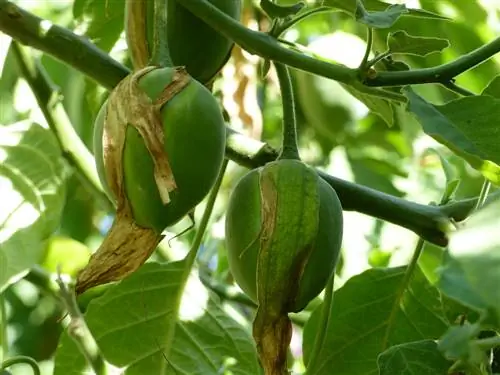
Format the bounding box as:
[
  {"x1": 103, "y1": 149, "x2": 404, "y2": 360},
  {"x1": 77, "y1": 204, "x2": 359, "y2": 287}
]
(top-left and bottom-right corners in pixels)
[
  {"x1": 76, "y1": 66, "x2": 226, "y2": 294},
  {"x1": 225, "y1": 159, "x2": 343, "y2": 313}
]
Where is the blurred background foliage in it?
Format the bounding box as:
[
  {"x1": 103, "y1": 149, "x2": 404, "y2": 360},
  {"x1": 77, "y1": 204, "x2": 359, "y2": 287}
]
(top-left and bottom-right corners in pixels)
[{"x1": 1, "y1": 0, "x2": 500, "y2": 373}]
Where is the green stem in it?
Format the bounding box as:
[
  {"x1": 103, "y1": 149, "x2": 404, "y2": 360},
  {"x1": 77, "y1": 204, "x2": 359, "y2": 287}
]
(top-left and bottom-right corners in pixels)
[
  {"x1": 475, "y1": 335, "x2": 500, "y2": 351},
  {"x1": 366, "y1": 51, "x2": 391, "y2": 69},
  {"x1": 474, "y1": 179, "x2": 492, "y2": 212},
  {"x1": 0, "y1": 293, "x2": 6, "y2": 362},
  {"x1": 55, "y1": 275, "x2": 108, "y2": 375},
  {"x1": 275, "y1": 6, "x2": 332, "y2": 36},
  {"x1": 275, "y1": 63, "x2": 300, "y2": 160},
  {"x1": 358, "y1": 27, "x2": 373, "y2": 71},
  {"x1": 381, "y1": 237, "x2": 426, "y2": 348},
  {"x1": 151, "y1": 0, "x2": 173, "y2": 67},
  {"x1": 184, "y1": 159, "x2": 229, "y2": 270},
  {"x1": 10, "y1": 41, "x2": 114, "y2": 212},
  {"x1": 365, "y1": 36, "x2": 500, "y2": 87},
  {"x1": 306, "y1": 272, "x2": 335, "y2": 372},
  {"x1": 1, "y1": 356, "x2": 41, "y2": 375}
]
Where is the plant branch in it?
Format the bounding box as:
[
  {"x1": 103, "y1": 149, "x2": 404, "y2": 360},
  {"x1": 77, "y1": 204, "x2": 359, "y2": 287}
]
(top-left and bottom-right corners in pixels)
[
  {"x1": 168, "y1": 0, "x2": 500, "y2": 88},
  {"x1": 365, "y1": 36, "x2": 500, "y2": 87},
  {"x1": 3, "y1": 0, "x2": 500, "y2": 91},
  {"x1": 55, "y1": 273, "x2": 108, "y2": 375},
  {"x1": 2, "y1": 0, "x2": 497, "y2": 246},
  {"x1": 173, "y1": 0, "x2": 357, "y2": 84},
  {"x1": 10, "y1": 41, "x2": 114, "y2": 212},
  {"x1": 0, "y1": 0, "x2": 129, "y2": 90}
]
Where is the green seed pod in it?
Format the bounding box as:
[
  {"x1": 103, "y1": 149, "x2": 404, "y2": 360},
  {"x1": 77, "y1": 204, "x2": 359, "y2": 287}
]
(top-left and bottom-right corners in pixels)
[
  {"x1": 225, "y1": 159, "x2": 343, "y2": 313},
  {"x1": 93, "y1": 67, "x2": 226, "y2": 233},
  {"x1": 167, "y1": 0, "x2": 242, "y2": 84}
]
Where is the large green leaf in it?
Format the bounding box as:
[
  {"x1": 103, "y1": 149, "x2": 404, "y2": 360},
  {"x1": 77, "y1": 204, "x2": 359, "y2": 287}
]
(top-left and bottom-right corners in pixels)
[
  {"x1": 378, "y1": 339, "x2": 453, "y2": 375},
  {"x1": 404, "y1": 88, "x2": 500, "y2": 184},
  {"x1": 0, "y1": 121, "x2": 66, "y2": 291},
  {"x1": 54, "y1": 261, "x2": 260, "y2": 375},
  {"x1": 303, "y1": 266, "x2": 461, "y2": 375},
  {"x1": 441, "y1": 197, "x2": 500, "y2": 326}
]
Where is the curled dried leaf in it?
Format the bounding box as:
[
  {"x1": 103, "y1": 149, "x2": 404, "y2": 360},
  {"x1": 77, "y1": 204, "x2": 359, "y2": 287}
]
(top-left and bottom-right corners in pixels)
[{"x1": 75, "y1": 210, "x2": 164, "y2": 295}]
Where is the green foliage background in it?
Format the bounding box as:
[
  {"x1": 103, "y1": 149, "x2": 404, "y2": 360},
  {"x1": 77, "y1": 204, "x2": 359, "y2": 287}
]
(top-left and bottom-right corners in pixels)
[{"x1": 1, "y1": 0, "x2": 500, "y2": 374}]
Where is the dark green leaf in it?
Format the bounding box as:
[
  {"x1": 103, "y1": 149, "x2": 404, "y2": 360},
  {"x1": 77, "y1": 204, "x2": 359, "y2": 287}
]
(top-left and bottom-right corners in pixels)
[
  {"x1": 0, "y1": 121, "x2": 66, "y2": 291},
  {"x1": 356, "y1": 4, "x2": 409, "y2": 29},
  {"x1": 378, "y1": 339, "x2": 453, "y2": 375},
  {"x1": 388, "y1": 31, "x2": 450, "y2": 56},
  {"x1": 404, "y1": 88, "x2": 500, "y2": 184},
  {"x1": 54, "y1": 262, "x2": 260, "y2": 375},
  {"x1": 303, "y1": 267, "x2": 459, "y2": 375}
]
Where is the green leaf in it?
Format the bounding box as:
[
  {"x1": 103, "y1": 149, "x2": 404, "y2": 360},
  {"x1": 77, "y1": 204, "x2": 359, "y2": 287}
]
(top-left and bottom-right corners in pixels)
[
  {"x1": 72, "y1": 0, "x2": 125, "y2": 52},
  {"x1": 303, "y1": 266, "x2": 459, "y2": 375},
  {"x1": 356, "y1": 4, "x2": 409, "y2": 29},
  {"x1": 0, "y1": 121, "x2": 66, "y2": 291},
  {"x1": 482, "y1": 75, "x2": 500, "y2": 98},
  {"x1": 260, "y1": 0, "x2": 305, "y2": 19},
  {"x1": 437, "y1": 324, "x2": 491, "y2": 373},
  {"x1": 422, "y1": 148, "x2": 460, "y2": 203},
  {"x1": 437, "y1": 251, "x2": 489, "y2": 313},
  {"x1": 404, "y1": 88, "x2": 500, "y2": 184},
  {"x1": 438, "y1": 324, "x2": 481, "y2": 361},
  {"x1": 443, "y1": 197, "x2": 500, "y2": 326},
  {"x1": 342, "y1": 83, "x2": 395, "y2": 126},
  {"x1": 54, "y1": 262, "x2": 260, "y2": 375},
  {"x1": 388, "y1": 31, "x2": 450, "y2": 57},
  {"x1": 324, "y1": 0, "x2": 449, "y2": 21},
  {"x1": 378, "y1": 339, "x2": 453, "y2": 375}
]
